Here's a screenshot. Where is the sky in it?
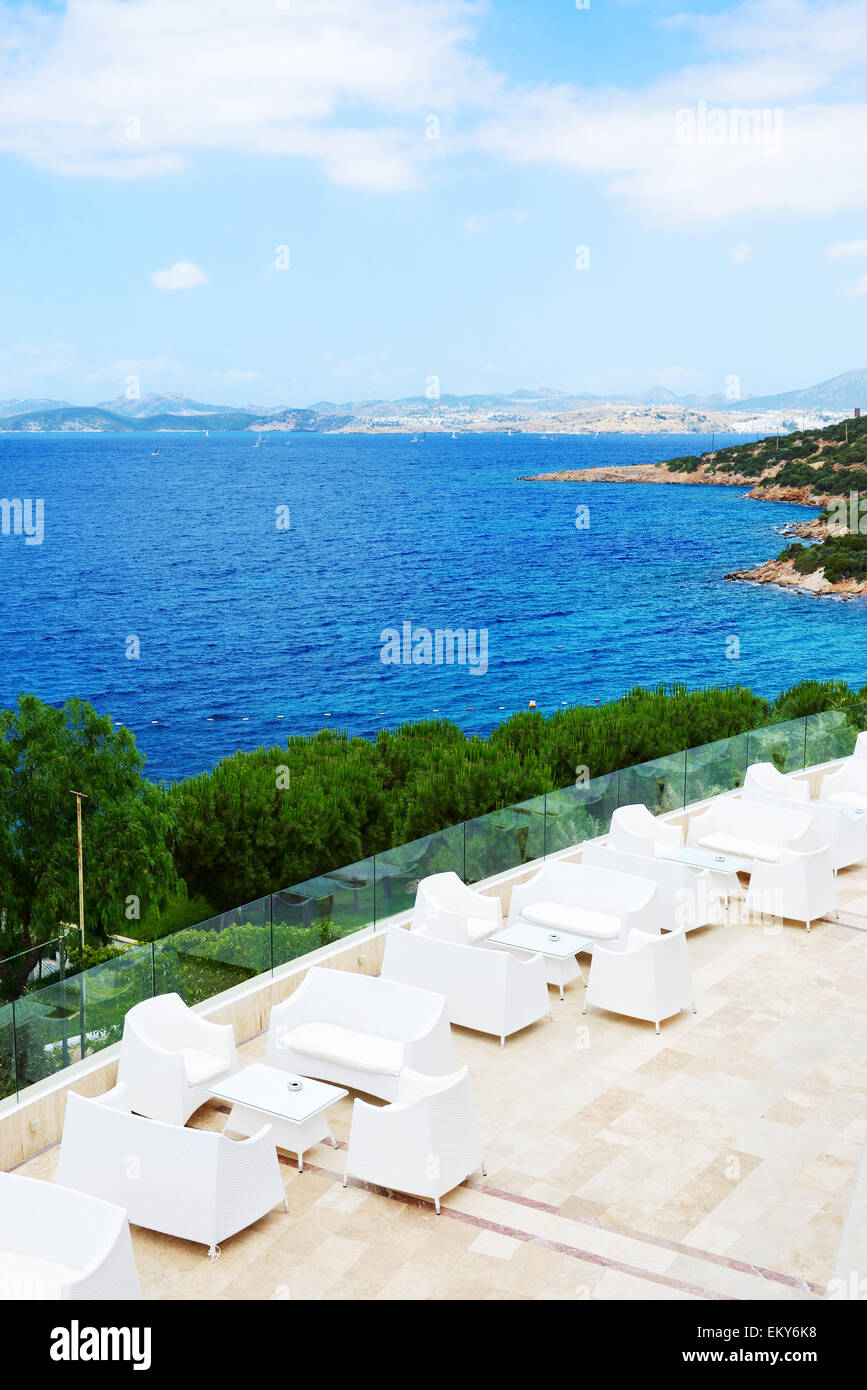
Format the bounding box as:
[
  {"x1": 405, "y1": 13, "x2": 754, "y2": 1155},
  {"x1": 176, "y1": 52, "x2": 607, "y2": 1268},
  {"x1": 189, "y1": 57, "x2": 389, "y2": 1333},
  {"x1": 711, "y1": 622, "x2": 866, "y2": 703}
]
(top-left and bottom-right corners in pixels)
[{"x1": 0, "y1": 0, "x2": 866, "y2": 408}]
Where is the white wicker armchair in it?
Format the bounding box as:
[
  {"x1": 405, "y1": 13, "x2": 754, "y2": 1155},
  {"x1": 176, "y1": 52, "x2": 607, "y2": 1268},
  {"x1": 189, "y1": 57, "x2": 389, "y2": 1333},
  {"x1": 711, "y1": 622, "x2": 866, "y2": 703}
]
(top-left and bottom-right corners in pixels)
[
  {"x1": 343, "y1": 1066, "x2": 484, "y2": 1213},
  {"x1": 0, "y1": 1172, "x2": 141, "y2": 1301},
  {"x1": 412, "y1": 871, "x2": 502, "y2": 943},
  {"x1": 745, "y1": 844, "x2": 838, "y2": 932},
  {"x1": 610, "y1": 804, "x2": 683, "y2": 859},
  {"x1": 117, "y1": 992, "x2": 239, "y2": 1125},
  {"x1": 583, "y1": 928, "x2": 695, "y2": 1034}
]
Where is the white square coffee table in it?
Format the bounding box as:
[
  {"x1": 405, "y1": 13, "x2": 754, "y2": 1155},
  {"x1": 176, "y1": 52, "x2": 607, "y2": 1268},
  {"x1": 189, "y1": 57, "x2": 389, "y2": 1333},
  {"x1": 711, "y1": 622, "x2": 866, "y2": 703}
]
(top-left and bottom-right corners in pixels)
[
  {"x1": 487, "y1": 923, "x2": 595, "y2": 1000},
  {"x1": 209, "y1": 1062, "x2": 347, "y2": 1172},
  {"x1": 660, "y1": 845, "x2": 750, "y2": 903}
]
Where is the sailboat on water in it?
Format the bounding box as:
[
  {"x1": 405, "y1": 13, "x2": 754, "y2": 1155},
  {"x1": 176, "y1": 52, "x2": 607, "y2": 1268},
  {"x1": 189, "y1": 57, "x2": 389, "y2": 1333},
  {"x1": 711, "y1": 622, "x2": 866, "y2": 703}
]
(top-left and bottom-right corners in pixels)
[
  {"x1": 151, "y1": 442, "x2": 160, "y2": 457},
  {"x1": 254, "y1": 434, "x2": 264, "y2": 448}
]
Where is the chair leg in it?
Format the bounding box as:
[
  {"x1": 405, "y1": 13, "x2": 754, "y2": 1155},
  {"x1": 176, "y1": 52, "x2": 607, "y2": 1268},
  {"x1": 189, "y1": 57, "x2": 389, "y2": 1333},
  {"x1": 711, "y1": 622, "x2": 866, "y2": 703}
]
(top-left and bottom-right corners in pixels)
[
  {"x1": 500, "y1": 1034, "x2": 505, "y2": 1048},
  {"x1": 435, "y1": 1198, "x2": 441, "y2": 1215},
  {"x1": 806, "y1": 919, "x2": 811, "y2": 933},
  {"x1": 481, "y1": 1160, "x2": 487, "y2": 1178},
  {"x1": 655, "y1": 1022, "x2": 660, "y2": 1035},
  {"x1": 282, "y1": 1197, "x2": 289, "y2": 1213},
  {"x1": 207, "y1": 1244, "x2": 221, "y2": 1261},
  {"x1": 342, "y1": 1173, "x2": 348, "y2": 1188}
]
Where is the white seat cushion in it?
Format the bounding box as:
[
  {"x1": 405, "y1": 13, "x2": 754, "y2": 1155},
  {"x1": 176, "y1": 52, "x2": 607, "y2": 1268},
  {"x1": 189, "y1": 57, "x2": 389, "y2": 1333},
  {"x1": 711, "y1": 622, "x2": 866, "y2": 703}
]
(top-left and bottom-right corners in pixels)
[
  {"x1": 0, "y1": 1249, "x2": 79, "y2": 1299},
  {"x1": 285, "y1": 1022, "x2": 404, "y2": 1077},
  {"x1": 520, "y1": 900, "x2": 621, "y2": 940},
  {"x1": 696, "y1": 831, "x2": 782, "y2": 863},
  {"x1": 180, "y1": 1048, "x2": 231, "y2": 1088},
  {"x1": 467, "y1": 915, "x2": 496, "y2": 942}
]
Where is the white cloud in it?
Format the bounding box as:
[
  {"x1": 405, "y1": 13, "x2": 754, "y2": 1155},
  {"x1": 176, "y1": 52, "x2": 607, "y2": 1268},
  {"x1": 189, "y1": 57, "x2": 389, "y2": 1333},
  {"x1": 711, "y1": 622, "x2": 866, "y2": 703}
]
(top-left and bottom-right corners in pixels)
[
  {"x1": 729, "y1": 243, "x2": 754, "y2": 263},
  {"x1": 149, "y1": 261, "x2": 209, "y2": 291},
  {"x1": 0, "y1": 0, "x2": 865, "y2": 225},
  {"x1": 843, "y1": 272, "x2": 867, "y2": 296},
  {"x1": 0, "y1": 0, "x2": 494, "y2": 191},
  {"x1": 827, "y1": 238, "x2": 867, "y2": 258}
]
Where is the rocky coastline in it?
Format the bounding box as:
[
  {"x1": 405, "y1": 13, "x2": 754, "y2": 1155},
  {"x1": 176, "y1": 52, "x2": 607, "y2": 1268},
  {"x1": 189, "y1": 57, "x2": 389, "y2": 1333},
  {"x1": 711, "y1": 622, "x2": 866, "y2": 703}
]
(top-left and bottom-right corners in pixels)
[{"x1": 522, "y1": 459, "x2": 865, "y2": 598}]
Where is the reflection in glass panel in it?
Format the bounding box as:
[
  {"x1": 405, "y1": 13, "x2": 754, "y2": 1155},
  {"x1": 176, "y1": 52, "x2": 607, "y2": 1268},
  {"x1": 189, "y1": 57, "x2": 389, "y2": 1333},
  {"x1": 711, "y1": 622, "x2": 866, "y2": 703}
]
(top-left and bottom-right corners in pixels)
[
  {"x1": 12, "y1": 974, "x2": 83, "y2": 1091},
  {"x1": 80, "y1": 945, "x2": 155, "y2": 1059},
  {"x1": 153, "y1": 896, "x2": 272, "y2": 1007},
  {"x1": 746, "y1": 718, "x2": 807, "y2": 774},
  {"x1": 464, "y1": 796, "x2": 546, "y2": 885},
  {"x1": 0, "y1": 1002, "x2": 15, "y2": 1103},
  {"x1": 272, "y1": 860, "x2": 375, "y2": 965},
  {"x1": 805, "y1": 705, "x2": 867, "y2": 767},
  {"x1": 544, "y1": 774, "x2": 619, "y2": 856},
  {"x1": 617, "y1": 753, "x2": 686, "y2": 816},
  {"x1": 685, "y1": 733, "x2": 749, "y2": 805},
  {"x1": 374, "y1": 825, "x2": 465, "y2": 923}
]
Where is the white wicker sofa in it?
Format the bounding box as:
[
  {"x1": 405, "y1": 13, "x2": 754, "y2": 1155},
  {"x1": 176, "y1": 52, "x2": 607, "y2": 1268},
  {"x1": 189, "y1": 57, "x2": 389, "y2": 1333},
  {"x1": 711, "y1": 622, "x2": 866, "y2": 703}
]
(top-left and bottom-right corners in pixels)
[
  {"x1": 381, "y1": 926, "x2": 551, "y2": 1046},
  {"x1": 0, "y1": 1172, "x2": 141, "y2": 1301},
  {"x1": 265, "y1": 966, "x2": 455, "y2": 1101},
  {"x1": 742, "y1": 762, "x2": 867, "y2": 871},
  {"x1": 581, "y1": 842, "x2": 725, "y2": 932},
  {"x1": 55, "y1": 1083, "x2": 286, "y2": 1261},
  {"x1": 507, "y1": 860, "x2": 662, "y2": 944},
  {"x1": 687, "y1": 797, "x2": 815, "y2": 863}
]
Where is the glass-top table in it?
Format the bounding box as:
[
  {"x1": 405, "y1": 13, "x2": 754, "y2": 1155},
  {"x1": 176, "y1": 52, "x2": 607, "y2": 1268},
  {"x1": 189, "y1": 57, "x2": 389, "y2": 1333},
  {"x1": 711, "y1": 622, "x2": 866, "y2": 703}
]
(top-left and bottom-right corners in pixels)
[
  {"x1": 487, "y1": 923, "x2": 596, "y2": 1000},
  {"x1": 660, "y1": 846, "x2": 752, "y2": 874},
  {"x1": 209, "y1": 1062, "x2": 347, "y2": 1171},
  {"x1": 814, "y1": 799, "x2": 867, "y2": 818}
]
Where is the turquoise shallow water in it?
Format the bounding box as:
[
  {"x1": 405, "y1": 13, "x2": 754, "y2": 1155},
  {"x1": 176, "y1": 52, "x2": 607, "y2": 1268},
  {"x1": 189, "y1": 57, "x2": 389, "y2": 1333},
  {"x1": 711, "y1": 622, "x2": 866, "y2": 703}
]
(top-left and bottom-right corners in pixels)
[{"x1": 0, "y1": 429, "x2": 861, "y2": 781}]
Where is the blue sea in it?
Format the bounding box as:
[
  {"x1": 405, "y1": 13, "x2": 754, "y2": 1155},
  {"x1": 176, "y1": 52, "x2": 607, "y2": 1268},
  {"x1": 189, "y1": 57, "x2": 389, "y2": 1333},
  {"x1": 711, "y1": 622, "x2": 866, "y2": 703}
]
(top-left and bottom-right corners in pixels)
[{"x1": 1, "y1": 430, "x2": 863, "y2": 782}]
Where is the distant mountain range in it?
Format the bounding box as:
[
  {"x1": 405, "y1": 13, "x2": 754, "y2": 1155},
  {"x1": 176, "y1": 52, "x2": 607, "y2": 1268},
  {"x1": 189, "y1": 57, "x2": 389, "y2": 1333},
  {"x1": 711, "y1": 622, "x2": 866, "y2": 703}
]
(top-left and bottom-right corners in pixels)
[{"x1": 0, "y1": 370, "x2": 865, "y2": 433}]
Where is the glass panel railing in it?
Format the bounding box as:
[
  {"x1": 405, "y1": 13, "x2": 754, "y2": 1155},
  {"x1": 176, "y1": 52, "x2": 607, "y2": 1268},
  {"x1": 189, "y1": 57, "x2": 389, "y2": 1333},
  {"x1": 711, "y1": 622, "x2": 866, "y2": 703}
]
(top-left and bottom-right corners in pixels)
[
  {"x1": 805, "y1": 705, "x2": 867, "y2": 767},
  {"x1": 544, "y1": 773, "x2": 619, "y2": 856},
  {"x1": 0, "y1": 1002, "x2": 16, "y2": 1103},
  {"x1": 746, "y1": 717, "x2": 807, "y2": 774},
  {"x1": 685, "y1": 732, "x2": 748, "y2": 805},
  {"x1": 272, "y1": 859, "x2": 375, "y2": 967},
  {"x1": 80, "y1": 944, "x2": 155, "y2": 1059},
  {"x1": 374, "y1": 825, "x2": 465, "y2": 921},
  {"x1": 464, "y1": 795, "x2": 546, "y2": 884},
  {"x1": 153, "y1": 897, "x2": 272, "y2": 1007},
  {"x1": 0, "y1": 936, "x2": 66, "y2": 1002},
  {"x1": 12, "y1": 973, "x2": 82, "y2": 1091},
  {"x1": 617, "y1": 752, "x2": 686, "y2": 816}
]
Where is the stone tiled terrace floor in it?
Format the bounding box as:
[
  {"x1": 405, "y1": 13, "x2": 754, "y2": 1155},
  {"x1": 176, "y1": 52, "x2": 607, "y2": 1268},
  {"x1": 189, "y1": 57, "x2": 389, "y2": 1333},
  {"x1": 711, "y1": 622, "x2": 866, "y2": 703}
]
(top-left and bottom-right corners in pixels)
[{"x1": 18, "y1": 863, "x2": 867, "y2": 1300}]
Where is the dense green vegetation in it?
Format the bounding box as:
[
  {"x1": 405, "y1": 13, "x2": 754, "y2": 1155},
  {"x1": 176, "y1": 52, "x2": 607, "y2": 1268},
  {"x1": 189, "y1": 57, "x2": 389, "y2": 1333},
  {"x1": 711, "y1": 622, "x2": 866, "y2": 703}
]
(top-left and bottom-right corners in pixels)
[
  {"x1": 778, "y1": 534, "x2": 867, "y2": 584},
  {"x1": 665, "y1": 413, "x2": 867, "y2": 492},
  {"x1": 0, "y1": 696, "x2": 181, "y2": 1000}
]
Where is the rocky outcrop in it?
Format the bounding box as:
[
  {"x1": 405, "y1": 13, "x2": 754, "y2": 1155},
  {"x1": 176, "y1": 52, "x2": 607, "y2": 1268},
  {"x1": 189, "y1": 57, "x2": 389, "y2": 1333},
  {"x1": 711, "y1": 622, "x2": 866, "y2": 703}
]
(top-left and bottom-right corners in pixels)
[{"x1": 724, "y1": 557, "x2": 867, "y2": 598}]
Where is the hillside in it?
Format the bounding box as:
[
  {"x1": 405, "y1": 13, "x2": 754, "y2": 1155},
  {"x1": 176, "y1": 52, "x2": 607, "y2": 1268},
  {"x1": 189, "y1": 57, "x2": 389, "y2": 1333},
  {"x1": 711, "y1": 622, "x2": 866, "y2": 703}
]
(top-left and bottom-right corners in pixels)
[{"x1": 0, "y1": 407, "x2": 260, "y2": 433}]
